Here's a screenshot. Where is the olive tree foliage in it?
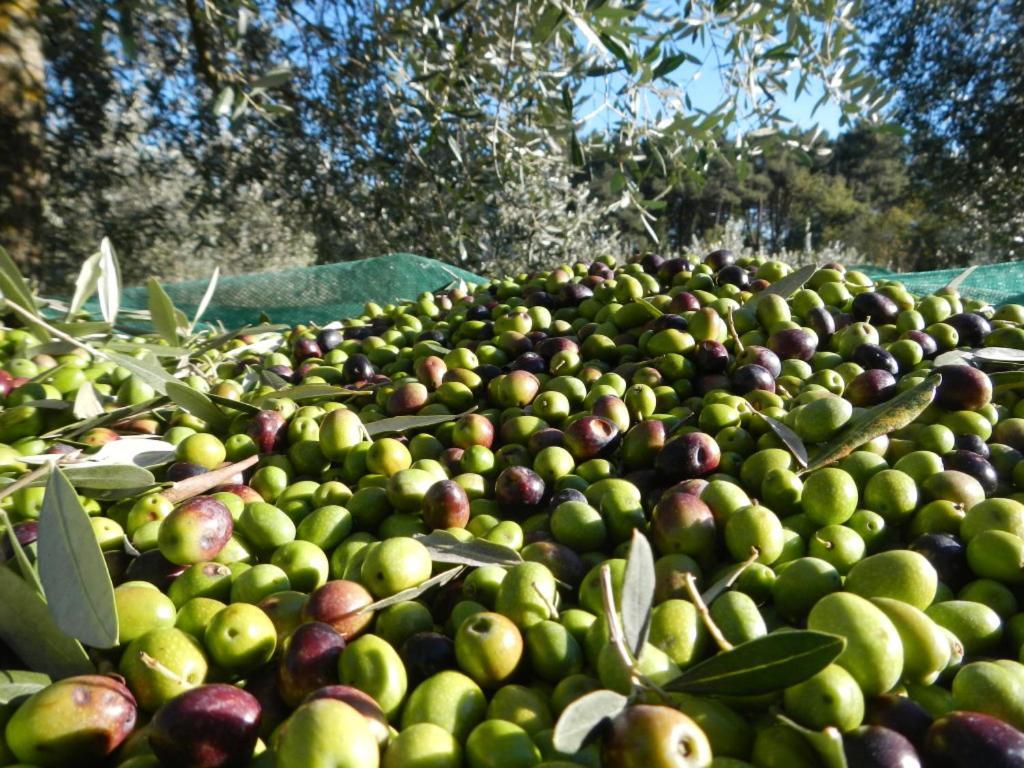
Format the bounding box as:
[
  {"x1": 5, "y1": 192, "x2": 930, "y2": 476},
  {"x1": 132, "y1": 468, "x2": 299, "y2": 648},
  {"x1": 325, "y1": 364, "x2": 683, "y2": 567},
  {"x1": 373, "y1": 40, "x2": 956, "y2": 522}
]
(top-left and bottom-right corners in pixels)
[{"x1": 35, "y1": 0, "x2": 880, "y2": 289}]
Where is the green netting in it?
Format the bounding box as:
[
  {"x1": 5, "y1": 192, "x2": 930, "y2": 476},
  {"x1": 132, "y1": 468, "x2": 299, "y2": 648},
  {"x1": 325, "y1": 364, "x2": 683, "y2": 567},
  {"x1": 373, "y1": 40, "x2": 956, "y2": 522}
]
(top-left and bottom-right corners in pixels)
[
  {"x1": 89, "y1": 254, "x2": 1024, "y2": 330},
  {"x1": 112, "y1": 253, "x2": 487, "y2": 328},
  {"x1": 855, "y1": 261, "x2": 1024, "y2": 307}
]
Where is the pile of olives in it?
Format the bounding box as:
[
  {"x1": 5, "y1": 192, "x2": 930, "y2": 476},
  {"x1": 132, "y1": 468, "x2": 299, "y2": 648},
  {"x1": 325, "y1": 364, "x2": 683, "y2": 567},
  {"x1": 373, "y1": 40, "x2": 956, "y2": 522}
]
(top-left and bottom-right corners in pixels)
[{"x1": 2, "y1": 250, "x2": 1024, "y2": 768}]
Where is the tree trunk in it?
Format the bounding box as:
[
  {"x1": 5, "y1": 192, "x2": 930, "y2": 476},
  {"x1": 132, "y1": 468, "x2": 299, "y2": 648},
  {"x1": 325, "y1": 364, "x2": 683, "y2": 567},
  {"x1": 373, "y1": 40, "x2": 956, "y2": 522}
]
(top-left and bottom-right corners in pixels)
[{"x1": 0, "y1": 0, "x2": 45, "y2": 270}]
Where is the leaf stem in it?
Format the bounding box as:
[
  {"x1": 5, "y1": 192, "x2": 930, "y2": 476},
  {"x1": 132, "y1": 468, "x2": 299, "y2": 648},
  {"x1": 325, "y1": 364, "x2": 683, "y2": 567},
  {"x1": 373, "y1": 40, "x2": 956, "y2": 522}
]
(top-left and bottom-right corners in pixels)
[
  {"x1": 685, "y1": 572, "x2": 733, "y2": 652},
  {"x1": 138, "y1": 652, "x2": 187, "y2": 686}
]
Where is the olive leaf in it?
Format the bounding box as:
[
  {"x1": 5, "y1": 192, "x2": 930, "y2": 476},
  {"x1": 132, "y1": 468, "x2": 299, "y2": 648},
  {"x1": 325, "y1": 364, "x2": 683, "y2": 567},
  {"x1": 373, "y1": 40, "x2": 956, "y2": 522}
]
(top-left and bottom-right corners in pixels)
[
  {"x1": 0, "y1": 246, "x2": 46, "y2": 340},
  {"x1": 365, "y1": 409, "x2": 475, "y2": 437},
  {"x1": 102, "y1": 350, "x2": 177, "y2": 396},
  {"x1": 552, "y1": 688, "x2": 628, "y2": 754},
  {"x1": 744, "y1": 263, "x2": 818, "y2": 312},
  {"x1": 207, "y1": 393, "x2": 262, "y2": 414},
  {"x1": 358, "y1": 566, "x2": 464, "y2": 613},
  {"x1": 0, "y1": 561, "x2": 94, "y2": 678},
  {"x1": 166, "y1": 381, "x2": 229, "y2": 430},
  {"x1": 191, "y1": 266, "x2": 220, "y2": 331},
  {"x1": 621, "y1": 528, "x2": 655, "y2": 657},
  {"x1": 802, "y1": 375, "x2": 940, "y2": 473},
  {"x1": 666, "y1": 630, "x2": 845, "y2": 695},
  {"x1": 42, "y1": 396, "x2": 168, "y2": 439},
  {"x1": 944, "y1": 264, "x2": 978, "y2": 292},
  {"x1": 972, "y1": 347, "x2": 1024, "y2": 364},
  {"x1": 260, "y1": 369, "x2": 292, "y2": 390},
  {"x1": 60, "y1": 464, "x2": 156, "y2": 491},
  {"x1": 66, "y1": 249, "x2": 103, "y2": 320},
  {"x1": 777, "y1": 715, "x2": 849, "y2": 768},
  {"x1": 700, "y1": 553, "x2": 758, "y2": 605},
  {"x1": 991, "y1": 371, "x2": 1024, "y2": 394},
  {"x1": 415, "y1": 531, "x2": 522, "y2": 567},
  {"x1": 72, "y1": 382, "x2": 105, "y2": 419},
  {"x1": 263, "y1": 384, "x2": 365, "y2": 402},
  {"x1": 934, "y1": 349, "x2": 973, "y2": 367},
  {"x1": 757, "y1": 413, "x2": 808, "y2": 468},
  {"x1": 147, "y1": 278, "x2": 181, "y2": 345},
  {"x1": 97, "y1": 236, "x2": 121, "y2": 326},
  {"x1": 0, "y1": 670, "x2": 51, "y2": 704},
  {"x1": 106, "y1": 340, "x2": 192, "y2": 358},
  {"x1": 634, "y1": 298, "x2": 663, "y2": 318},
  {"x1": 38, "y1": 467, "x2": 119, "y2": 649}
]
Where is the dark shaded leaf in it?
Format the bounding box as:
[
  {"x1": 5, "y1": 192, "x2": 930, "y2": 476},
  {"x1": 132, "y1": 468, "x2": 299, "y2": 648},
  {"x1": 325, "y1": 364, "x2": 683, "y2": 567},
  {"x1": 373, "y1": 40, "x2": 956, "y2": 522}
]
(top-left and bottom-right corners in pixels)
[
  {"x1": 264, "y1": 384, "x2": 364, "y2": 402},
  {"x1": 415, "y1": 531, "x2": 522, "y2": 567},
  {"x1": 147, "y1": 278, "x2": 180, "y2": 345},
  {"x1": 365, "y1": 409, "x2": 473, "y2": 437},
  {"x1": 41, "y1": 396, "x2": 168, "y2": 439},
  {"x1": 0, "y1": 566, "x2": 94, "y2": 678},
  {"x1": 0, "y1": 670, "x2": 51, "y2": 704},
  {"x1": 701, "y1": 556, "x2": 757, "y2": 605},
  {"x1": 803, "y1": 375, "x2": 939, "y2": 473},
  {"x1": 758, "y1": 413, "x2": 808, "y2": 468},
  {"x1": 667, "y1": 631, "x2": 845, "y2": 695},
  {"x1": 552, "y1": 689, "x2": 628, "y2": 753},
  {"x1": 777, "y1": 715, "x2": 849, "y2": 768},
  {"x1": 744, "y1": 264, "x2": 818, "y2": 312},
  {"x1": 38, "y1": 467, "x2": 119, "y2": 648},
  {"x1": 359, "y1": 566, "x2": 464, "y2": 613},
  {"x1": 166, "y1": 382, "x2": 228, "y2": 430},
  {"x1": 207, "y1": 393, "x2": 262, "y2": 414},
  {"x1": 634, "y1": 298, "x2": 663, "y2": 318},
  {"x1": 621, "y1": 529, "x2": 655, "y2": 657},
  {"x1": 261, "y1": 369, "x2": 291, "y2": 390}
]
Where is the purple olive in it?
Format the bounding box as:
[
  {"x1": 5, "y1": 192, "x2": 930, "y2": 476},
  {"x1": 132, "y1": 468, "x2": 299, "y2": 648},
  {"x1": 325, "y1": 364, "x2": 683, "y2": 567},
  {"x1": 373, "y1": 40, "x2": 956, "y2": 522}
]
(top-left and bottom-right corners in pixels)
[
  {"x1": 166, "y1": 462, "x2": 209, "y2": 482},
  {"x1": 866, "y1": 694, "x2": 933, "y2": 748},
  {"x1": 735, "y1": 346, "x2": 782, "y2": 378},
  {"x1": 244, "y1": 410, "x2": 288, "y2": 454},
  {"x1": 731, "y1": 364, "x2": 776, "y2": 394},
  {"x1": 694, "y1": 341, "x2": 731, "y2": 373},
  {"x1": 654, "y1": 431, "x2": 721, "y2": 481},
  {"x1": 521, "y1": 540, "x2": 586, "y2": 590},
  {"x1": 265, "y1": 364, "x2": 296, "y2": 383},
  {"x1": 277, "y1": 622, "x2": 347, "y2": 707},
  {"x1": 909, "y1": 533, "x2": 970, "y2": 589},
  {"x1": 563, "y1": 416, "x2": 621, "y2": 461},
  {"x1": 342, "y1": 353, "x2": 375, "y2": 383},
  {"x1": 559, "y1": 283, "x2": 593, "y2": 306},
  {"x1": 536, "y1": 337, "x2": 579, "y2": 360},
  {"x1": 768, "y1": 328, "x2": 817, "y2": 361},
  {"x1": 668, "y1": 292, "x2": 700, "y2": 313},
  {"x1": 852, "y1": 343, "x2": 900, "y2": 376},
  {"x1": 123, "y1": 550, "x2": 187, "y2": 591},
  {"x1": 924, "y1": 711, "x2": 1024, "y2": 768},
  {"x1": 422, "y1": 480, "x2": 471, "y2": 530},
  {"x1": 954, "y1": 433, "x2": 990, "y2": 458},
  {"x1": 901, "y1": 330, "x2": 938, "y2": 358},
  {"x1": 844, "y1": 725, "x2": 921, "y2": 768},
  {"x1": 651, "y1": 492, "x2": 717, "y2": 560},
  {"x1": 946, "y1": 312, "x2": 991, "y2": 347},
  {"x1": 716, "y1": 264, "x2": 749, "y2": 288},
  {"x1": 846, "y1": 369, "x2": 898, "y2": 407},
  {"x1": 852, "y1": 291, "x2": 900, "y2": 325},
  {"x1": 494, "y1": 466, "x2": 546, "y2": 516},
  {"x1": 292, "y1": 337, "x2": 322, "y2": 362},
  {"x1": 149, "y1": 684, "x2": 261, "y2": 768},
  {"x1": 650, "y1": 314, "x2": 689, "y2": 333},
  {"x1": 933, "y1": 365, "x2": 993, "y2": 411},
  {"x1": 400, "y1": 632, "x2": 456, "y2": 685},
  {"x1": 942, "y1": 450, "x2": 998, "y2": 495},
  {"x1": 704, "y1": 249, "x2": 734, "y2": 270},
  {"x1": 806, "y1": 306, "x2": 837, "y2": 342}
]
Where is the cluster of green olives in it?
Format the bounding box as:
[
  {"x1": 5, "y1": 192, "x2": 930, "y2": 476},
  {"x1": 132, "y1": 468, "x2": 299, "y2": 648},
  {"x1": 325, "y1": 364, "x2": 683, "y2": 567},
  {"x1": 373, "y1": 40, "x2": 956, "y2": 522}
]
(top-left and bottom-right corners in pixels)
[{"x1": 2, "y1": 250, "x2": 1024, "y2": 768}]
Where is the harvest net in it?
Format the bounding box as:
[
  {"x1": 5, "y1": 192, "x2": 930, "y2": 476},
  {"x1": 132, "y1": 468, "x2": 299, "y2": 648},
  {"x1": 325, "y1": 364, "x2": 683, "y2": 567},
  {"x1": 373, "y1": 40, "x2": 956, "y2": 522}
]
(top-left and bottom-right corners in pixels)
[{"x1": 107, "y1": 254, "x2": 1024, "y2": 328}]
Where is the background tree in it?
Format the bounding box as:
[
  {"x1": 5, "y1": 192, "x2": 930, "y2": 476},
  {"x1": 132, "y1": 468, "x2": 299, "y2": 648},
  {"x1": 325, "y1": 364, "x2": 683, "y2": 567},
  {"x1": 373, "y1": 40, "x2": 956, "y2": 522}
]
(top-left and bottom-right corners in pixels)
[
  {"x1": 862, "y1": 0, "x2": 1024, "y2": 265},
  {"x1": 1, "y1": 0, "x2": 880, "y2": 288}
]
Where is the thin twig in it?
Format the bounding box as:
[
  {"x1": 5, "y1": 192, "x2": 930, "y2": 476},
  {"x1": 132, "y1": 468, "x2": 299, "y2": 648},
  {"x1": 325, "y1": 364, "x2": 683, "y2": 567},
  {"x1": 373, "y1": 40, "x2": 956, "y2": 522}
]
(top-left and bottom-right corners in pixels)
[{"x1": 684, "y1": 572, "x2": 733, "y2": 651}]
